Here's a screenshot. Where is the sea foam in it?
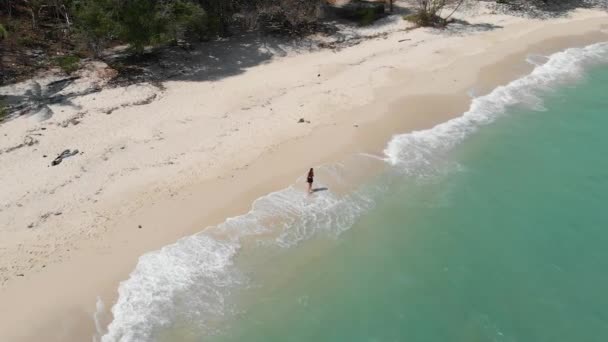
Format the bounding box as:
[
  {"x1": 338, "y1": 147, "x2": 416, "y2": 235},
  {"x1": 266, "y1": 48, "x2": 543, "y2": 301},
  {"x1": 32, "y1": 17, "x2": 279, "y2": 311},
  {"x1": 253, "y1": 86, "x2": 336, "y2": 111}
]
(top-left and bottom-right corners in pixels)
[
  {"x1": 101, "y1": 164, "x2": 375, "y2": 342},
  {"x1": 101, "y1": 42, "x2": 608, "y2": 342},
  {"x1": 384, "y1": 42, "x2": 608, "y2": 169},
  {"x1": 101, "y1": 235, "x2": 241, "y2": 342}
]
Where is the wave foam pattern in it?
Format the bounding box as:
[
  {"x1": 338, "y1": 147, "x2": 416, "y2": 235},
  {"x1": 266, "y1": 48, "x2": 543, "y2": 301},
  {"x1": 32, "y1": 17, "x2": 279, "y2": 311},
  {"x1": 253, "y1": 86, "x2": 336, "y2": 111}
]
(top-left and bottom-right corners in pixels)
[
  {"x1": 102, "y1": 235, "x2": 241, "y2": 342},
  {"x1": 384, "y1": 42, "x2": 608, "y2": 171},
  {"x1": 102, "y1": 42, "x2": 608, "y2": 342},
  {"x1": 102, "y1": 164, "x2": 376, "y2": 342}
]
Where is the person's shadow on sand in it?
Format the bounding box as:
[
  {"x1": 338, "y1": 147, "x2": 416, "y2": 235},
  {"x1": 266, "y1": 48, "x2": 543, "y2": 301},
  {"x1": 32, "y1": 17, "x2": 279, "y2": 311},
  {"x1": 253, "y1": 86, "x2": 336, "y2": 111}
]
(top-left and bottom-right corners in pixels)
[{"x1": 311, "y1": 187, "x2": 329, "y2": 193}]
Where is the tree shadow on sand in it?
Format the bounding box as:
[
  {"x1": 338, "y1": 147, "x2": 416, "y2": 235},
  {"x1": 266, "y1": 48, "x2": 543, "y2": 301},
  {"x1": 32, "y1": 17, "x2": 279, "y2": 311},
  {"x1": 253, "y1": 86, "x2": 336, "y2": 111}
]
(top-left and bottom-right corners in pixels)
[
  {"x1": 1, "y1": 33, "x2": 313, "y2": 122},
  {"x1": 102, "y1": 3, "x2": 415, "y2": 86},
  {"x1": 440, "y1": 19, "x2": 504, "y2": 35},
  {"x1": 0, "y1": 77, "x2": 85, "y2": 122},
  {"x1": 95, "y1": 0, "x2": 603, "y2": 87},
  {"x1": 105, "y1": 32, "x2": 319, "y2": 86}
]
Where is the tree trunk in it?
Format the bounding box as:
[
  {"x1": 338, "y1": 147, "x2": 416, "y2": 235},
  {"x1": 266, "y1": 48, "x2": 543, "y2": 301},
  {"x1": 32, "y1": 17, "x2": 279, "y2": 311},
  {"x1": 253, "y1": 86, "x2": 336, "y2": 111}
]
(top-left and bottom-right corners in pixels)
[
  {"x1": 29, "y1": 9, "x2": 37, "y2": 29},
  {"x1": 443, "y1": 0, "x2": 464, "y2": 23}
]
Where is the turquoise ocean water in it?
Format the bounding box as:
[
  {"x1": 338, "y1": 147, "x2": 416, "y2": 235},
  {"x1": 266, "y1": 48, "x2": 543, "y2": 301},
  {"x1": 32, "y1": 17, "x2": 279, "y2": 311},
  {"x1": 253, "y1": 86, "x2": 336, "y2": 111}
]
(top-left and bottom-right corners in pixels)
[{"x1": 99, "y1": 43, "x2": 608, "y2": 342}]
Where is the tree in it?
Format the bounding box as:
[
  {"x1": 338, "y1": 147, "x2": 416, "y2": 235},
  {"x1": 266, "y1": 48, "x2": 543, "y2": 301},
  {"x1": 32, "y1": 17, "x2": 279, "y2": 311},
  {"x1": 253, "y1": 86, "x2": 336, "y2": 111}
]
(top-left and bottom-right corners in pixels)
[
  {"x1": 117, "y1": 0, "x2": 209, "y2": 53},
  {"x1": 196, "y1": 0, "x2": 234, "y2": 36},
  {"x1": 116, "y1": 0, "x2": 163, "y2": 53},
  {"x1": 232, "y1": 0, "x2": 324, "y2": 33},
  {"x1": 73, "y1": 0, "x2": 209, "y2": 55},
  {"x1": 162, "y1": 0, "x2": 208, "y2": 42},
  {"x1": 407, "y1": 0, "x2": 465, "y2": 27},
  {"x1": 73, "y1": 0, "x2": 117, "y2": 56},
  {"x1": 26, "y1": 0, "x2": 45, "y2": 29},
  {"x1": 50, "y1": 0, "x2": 73, "y2": 28}
]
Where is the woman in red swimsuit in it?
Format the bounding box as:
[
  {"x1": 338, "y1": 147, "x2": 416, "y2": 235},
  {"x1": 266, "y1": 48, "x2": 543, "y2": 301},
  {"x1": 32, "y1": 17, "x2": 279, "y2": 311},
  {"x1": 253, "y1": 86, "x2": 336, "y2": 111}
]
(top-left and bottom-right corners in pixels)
[{"x1": 307, "y1": 168, "x2": 314, "y2": 193}]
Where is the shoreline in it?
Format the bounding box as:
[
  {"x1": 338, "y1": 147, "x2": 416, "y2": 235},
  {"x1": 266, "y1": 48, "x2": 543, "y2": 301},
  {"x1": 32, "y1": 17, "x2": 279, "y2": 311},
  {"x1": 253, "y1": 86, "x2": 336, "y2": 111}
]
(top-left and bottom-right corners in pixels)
[{"x1": 0, "y1": 7, "x2": 607, "y2": 342}]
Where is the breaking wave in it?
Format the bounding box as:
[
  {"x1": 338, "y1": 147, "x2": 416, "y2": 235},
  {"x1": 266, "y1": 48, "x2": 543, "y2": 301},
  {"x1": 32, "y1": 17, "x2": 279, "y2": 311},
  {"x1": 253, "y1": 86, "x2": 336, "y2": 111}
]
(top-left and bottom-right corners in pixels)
[{"x1": 101, "y1": 42, "x2": 608, "y2": 342}]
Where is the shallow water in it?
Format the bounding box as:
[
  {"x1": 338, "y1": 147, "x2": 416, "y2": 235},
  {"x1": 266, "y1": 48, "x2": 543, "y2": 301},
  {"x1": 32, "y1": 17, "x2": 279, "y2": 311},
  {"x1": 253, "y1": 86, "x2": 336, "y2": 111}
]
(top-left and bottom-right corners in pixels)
[{"x1": 101, "y1": 42, "x2": 608, "y2": 342}]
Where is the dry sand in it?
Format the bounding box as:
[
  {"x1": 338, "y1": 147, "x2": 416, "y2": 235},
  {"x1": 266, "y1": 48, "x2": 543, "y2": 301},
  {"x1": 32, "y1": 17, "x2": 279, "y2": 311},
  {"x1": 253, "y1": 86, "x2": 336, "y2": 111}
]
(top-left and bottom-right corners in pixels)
[{"x1": 0, "y1": 2, "x2": 607, "y2": 341}]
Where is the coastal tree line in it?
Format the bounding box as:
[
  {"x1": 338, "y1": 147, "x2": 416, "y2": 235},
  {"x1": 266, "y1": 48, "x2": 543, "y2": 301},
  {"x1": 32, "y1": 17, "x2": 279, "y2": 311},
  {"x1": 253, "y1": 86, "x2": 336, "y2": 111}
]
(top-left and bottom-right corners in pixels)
[
  {"x1": 0, "y1": 0, "x2": 338, "y2": 82},
  {"x1": 0, "y1": 0, "x2": 328, "y2": 54},
  {"x1": 0, "y1": 0, "x2": 600, "y2": 82},
  {"x1": 0, "y1": 0, "x2": 589, "y2": 51}
]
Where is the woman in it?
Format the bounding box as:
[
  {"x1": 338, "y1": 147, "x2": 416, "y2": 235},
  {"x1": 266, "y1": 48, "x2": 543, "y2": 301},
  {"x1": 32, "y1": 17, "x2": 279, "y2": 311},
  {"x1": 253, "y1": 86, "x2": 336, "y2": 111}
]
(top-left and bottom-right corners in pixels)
[{"x1": 307, "y1": 168, "x2": 314, "y2": 194}]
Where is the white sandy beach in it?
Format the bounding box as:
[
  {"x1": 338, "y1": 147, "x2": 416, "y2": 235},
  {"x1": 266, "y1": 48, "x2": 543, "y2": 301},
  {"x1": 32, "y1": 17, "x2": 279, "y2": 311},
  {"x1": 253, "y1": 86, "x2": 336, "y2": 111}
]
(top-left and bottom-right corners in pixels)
[{"x1": 0, "y1": 1, "x2": 607, "y2": 341}]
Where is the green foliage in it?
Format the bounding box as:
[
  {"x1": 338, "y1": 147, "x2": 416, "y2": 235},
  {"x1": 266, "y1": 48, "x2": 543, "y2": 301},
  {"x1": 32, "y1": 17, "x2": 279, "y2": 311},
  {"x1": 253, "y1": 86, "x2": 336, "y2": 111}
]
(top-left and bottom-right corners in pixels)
[
  {"x1": 74, "y1": 0, "x2": 209, "y2": 54},
  {"x1": 163, "y1": 0, "x2": 209, "y2": 42},
  {"x1": 17, "y1": 35, "x2": 37, "y2": 47},
  {"x1": 3, "y1": 0, "x2": 329, "y2": 63},
  {"x1": 206, "y1": 14, "x2": 223, "y2": 36},
  {"x1": 73, "y1": 0, "x2": 117, "y2": 56},
  {"x1": 358, "y1": 8, "x2": 381, "y2": 26},
  {"x1": 0, "y1": 99, "x2": 8, "y2": 121},
  {"x1": 54, "y1": 55, "x2": 80, "y2": 74},
  {"x1": 403, "y1": 13, "x2": 417, "y2": 23},
  {"x1": 0, "y1": 24, "x2": 7, "y2": 40},
  {"x1": 117, "y1": 0, "x2": 162, "y2": 53},
  {"x1": 404, "y1": 0, "x2": 463, "y2": 27},
  {"x1": 330, "y1": 1, "x2": 384, "y2": 27},
  {"x1": 404, "y1": 12, "x2": 440, "y2": 26},
  {"x1": 119, "y1": 0, "x2": 210, "y2": 52}
]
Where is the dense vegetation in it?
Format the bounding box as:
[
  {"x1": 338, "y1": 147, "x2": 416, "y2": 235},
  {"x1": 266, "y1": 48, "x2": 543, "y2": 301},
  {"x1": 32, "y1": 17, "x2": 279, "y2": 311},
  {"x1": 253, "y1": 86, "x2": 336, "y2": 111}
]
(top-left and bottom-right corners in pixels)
[
  {"x1": 405, "y1": 0, "x2": 465, "y2": 26},
  {"x1": 0, "y1": 23, "x2": 7, "y2": 39},
  {"x1": 73, "y1": 0, "x2": 211, "y2": 55},
  {"x1": 0, "y1": 0, "x2": 326, "y2": 52},
  {"x1": 0, "y1": 0, "x2": 326, "y2": 82},
  {"x1": 0, "y1": 0, "x2": 602, "y2": 84}
]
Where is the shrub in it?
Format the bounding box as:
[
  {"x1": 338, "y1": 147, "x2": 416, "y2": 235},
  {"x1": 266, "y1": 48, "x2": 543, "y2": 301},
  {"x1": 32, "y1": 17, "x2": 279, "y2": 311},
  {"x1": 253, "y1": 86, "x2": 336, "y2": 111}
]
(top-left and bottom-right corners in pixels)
[
  {"x1": 115, "y1": 0, "x2": 209, "y2": 53},
  {"x1": 358, "y1": 7, "x2": 383, "y2": 26},
  {"x1": 405, "y1": 0, "x2": 464, "y2": 27},
  {"x1": 163, "y1": 0, "x2": 209, "y2": 42},
  {"x1": 0, "y1": 24, "x2": 7, "y2": 40},
  {"x1": 116, "y1": 0, "x2": 159, "y2": 53},
  {"x1": 330, "y1": 1, "x2": 385, "y2": 26},
  {"x1": 404, "y1": 12, "x2": 443, "y2": 26},
  {"x1": 0, "y1": 99, "x2": 8, "y2": 121},
  {"x1": 54, "y1": 55, "x2": 81, "y2": 74},
  {"x1": 17, "y1": 35, "x2": 38, "y2": 47},
  {"x1": 73, "y1": 0, "x2": 117, "y2": 56},
  {"x1": 238, "y1": 0, "x2": 324, "y2": 33}
]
